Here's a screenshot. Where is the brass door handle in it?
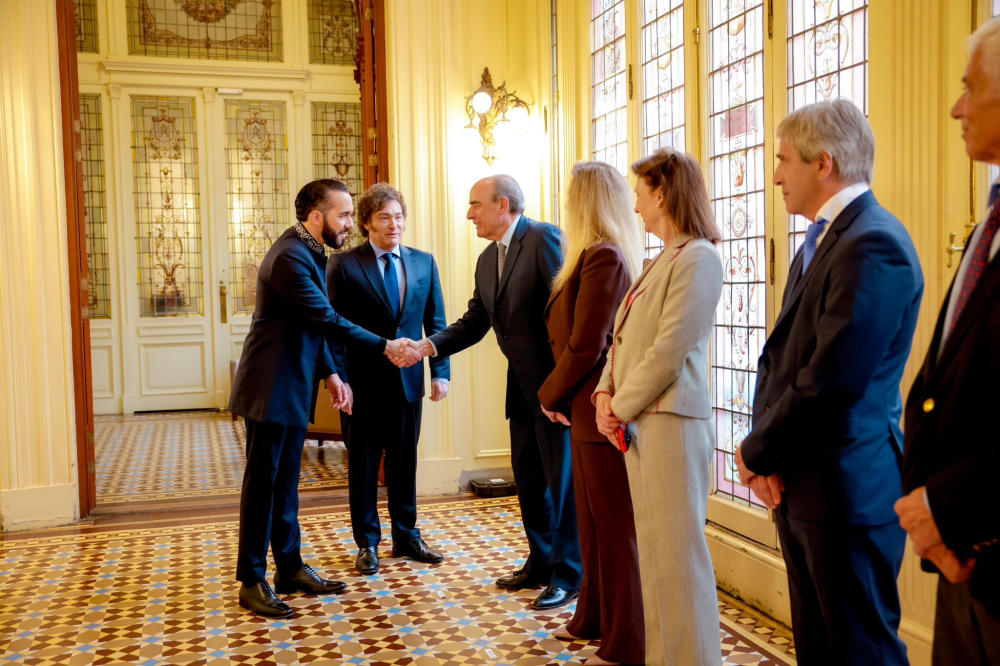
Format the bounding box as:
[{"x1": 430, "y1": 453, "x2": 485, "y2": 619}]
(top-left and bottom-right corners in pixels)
[
  {"x1": 219, "y1": 282, "x2": 228, "y2": 324},
  {"x1": 946, "y1": 231, "x2": 965, "y2": 268}
]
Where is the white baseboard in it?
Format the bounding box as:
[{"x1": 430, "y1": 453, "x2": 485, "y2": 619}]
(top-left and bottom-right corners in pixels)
[
  {"x1": 1, "y1": 483, "x2": 79, "y2": 531},
  {"x1": 415, "y1": 458, "x2": 464, "y2": 496},
  {"x1": 707, "y1": 523, "x2": 793, "y2": 625}
]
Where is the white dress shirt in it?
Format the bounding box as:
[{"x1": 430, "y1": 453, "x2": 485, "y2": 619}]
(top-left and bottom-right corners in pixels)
[
  {"x1": 811, "y1": 182, "x2": 872, "y2": 247},
  {"x1": 497, "y1": 218, "x2": 518, "y2": 253},
  {"x1": 371, "y1": 241, "x2": 405, "y2": 308}
]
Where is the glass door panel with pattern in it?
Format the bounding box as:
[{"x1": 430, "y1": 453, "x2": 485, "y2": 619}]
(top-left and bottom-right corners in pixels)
[{"x1": 124, "y1": 94, "x2": 220, "y2": 411}]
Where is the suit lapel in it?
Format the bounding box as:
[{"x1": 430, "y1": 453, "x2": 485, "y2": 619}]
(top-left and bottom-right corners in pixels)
[
  {"x1": 399, "y1": 245, "x2": 419, "y2": 318},
  {"x1": 771, "y1": 191, "x2": 879, "y2": 334},
  {"x1": 497, "y1": 216, "x2": 526, "y2": 301},
  {"x1": 358, "y1": 241, "x2": 395, "y2": 318},
  {"x1": 932, "y1": 253, "x2": 1000, "y2": 378}
]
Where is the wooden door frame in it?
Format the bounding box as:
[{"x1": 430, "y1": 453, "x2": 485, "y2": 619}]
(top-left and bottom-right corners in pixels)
[
  {"x1": 355, "y1": 0, "x2": 390, "y2": 186},
  {"x1": 57, "y1": 0, "x2": 98, "y2": 519}
]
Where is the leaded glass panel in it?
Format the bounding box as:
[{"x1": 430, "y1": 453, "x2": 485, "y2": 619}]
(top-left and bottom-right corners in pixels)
[
  {"x1": 132, "y1": 97, "x2": 204, "y2": 317},
  {"x1": 127, "y1": 0, "x2": 282, "y2": 62},
  {"x1": 640, "y1": 0, "x2": 685, "y2": 258},
  {"x1": 308, "y1": 0, "x2": 358, "y2": 66},
  {"x1": 226, "y1": 100, "x2": 290, "y2": 314},
  {"x1": 81, "y1": 94, "x2": 111, "y2": 319},
  {"x1": 312, "y1": 102, "x2": 364, "y2": 250},
  {"x1": 74, "y1": 0, "x2": 99, "y2": 53},
  {"x1": 708, "y1": 0, "x2": 769, "y2": 511},
  {"x1": 787, "y1": 0, "x2": 868, "y2": 260},
  {"x1": 591, "y1": 0, "x2": 628, "y2": 176}
]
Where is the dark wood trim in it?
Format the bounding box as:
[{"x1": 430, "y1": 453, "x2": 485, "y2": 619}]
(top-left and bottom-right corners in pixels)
[
  {"x1": 356, "y1": 0, "x2": 390, "y2": 186},
  {"x1": 55, "y1": 0, "x2": 97, "y2": 519},
  {"x1": 372, "y1": 0, "x2": 390, "y2": 183}
]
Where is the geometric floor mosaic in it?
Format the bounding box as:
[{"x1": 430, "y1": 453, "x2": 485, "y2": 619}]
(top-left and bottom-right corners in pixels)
[
  {"x1": 95, "y1": 412, "x2": 348, "y2": 504},
  {"x1": 0, "y1": 496, "x2": 795, "y2": 665}
]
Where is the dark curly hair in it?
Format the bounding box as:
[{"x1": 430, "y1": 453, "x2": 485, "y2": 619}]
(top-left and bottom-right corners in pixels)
[
  {"x1": 294, "y1": 179, "x2": 350, "y2": 222},
  {"x1": 356, "y1": 182, "x2": 407, "y2": 238}
]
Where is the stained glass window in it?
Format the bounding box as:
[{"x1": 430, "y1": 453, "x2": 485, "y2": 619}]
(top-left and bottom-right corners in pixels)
[
  {"x1": 787, "y1": 0, "x2": 868, "y2": 260},
  {"x1": 591, "y1": 0, "x2": 628, "y2": 175},
  {"x1": 640, "y1": 0, "x2": 685, "y2": 258},
  {"x1": 308, "y1": 0, "x2": 358, "y2": 66},
  {"x1": 74, "y1": 0, "x2": 99, "y2": 53},
  {"x1": 312, "y1": 102, "x2": 364, "y2": 250},
  {"x1": 226, "y1": 100, "x2": 290, "y2": 314},
  {"x1": 132, "y1": 97, "x2": 204, "y2": 317},
  {"x1": 81, "y1": 95, "x2": 110, "y2": 319},
  {"x1": 708, "y1": 0, "x2": 768, "y2": 511},
  {"x1": 992, "y1": 2, "x2": 1000, "y2": 186},
  {"x1": 551, "y1": 0, "x2": 561, "y2": 228},
  {"x1": 127, "y1": 0, "x2": 283, "y2": 62}
]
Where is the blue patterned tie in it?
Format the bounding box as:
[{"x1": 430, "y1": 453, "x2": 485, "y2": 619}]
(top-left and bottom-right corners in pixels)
[
  {"x1": 383, "y1": 253, "x2": 400, "y2": 316},
  {"x1": 802, "y1": 218, "x2": 831, "y2": 274}
]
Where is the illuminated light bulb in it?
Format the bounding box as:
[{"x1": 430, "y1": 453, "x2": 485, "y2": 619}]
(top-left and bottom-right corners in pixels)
[
  {"x1": 508, "y1": 105, "x2": 528, "y2": 124},
  {"x1": 472, "y1": 91, "x2": 493, "y2": 114}
]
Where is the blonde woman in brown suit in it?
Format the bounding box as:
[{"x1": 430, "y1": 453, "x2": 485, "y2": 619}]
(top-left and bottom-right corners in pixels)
[
  {"x1": 538, "y1": 161, "x2": 645, "y2": 666},
  {"x1": 595, "y1": 148, "x2": 724, "y2": 665}
]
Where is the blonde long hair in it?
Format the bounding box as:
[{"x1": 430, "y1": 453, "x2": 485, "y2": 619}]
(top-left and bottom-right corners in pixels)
[{"x1": 552, "y1": 161, "x2": 644, "y2": 292}]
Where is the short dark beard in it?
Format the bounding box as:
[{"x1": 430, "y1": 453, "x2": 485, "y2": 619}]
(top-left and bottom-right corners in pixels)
[{"x1": 322, "y1": 226, "x2": 345, "y2": 249}]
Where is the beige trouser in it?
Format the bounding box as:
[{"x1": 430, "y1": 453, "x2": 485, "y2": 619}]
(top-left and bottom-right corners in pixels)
[{"x1": 625, "y1": 412, "x2": 721, "y2": 666}]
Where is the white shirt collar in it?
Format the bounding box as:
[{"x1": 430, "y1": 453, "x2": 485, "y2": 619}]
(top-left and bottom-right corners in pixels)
[
  {"x1": 497, "y1": 216, "x2": 519, "y2": 249},
  {"x1": 815, "y1": 182, "x2": 870, "y2": 226},
  {"x1": 370, "y1": 240, "x2": 401, "y2": 260}
]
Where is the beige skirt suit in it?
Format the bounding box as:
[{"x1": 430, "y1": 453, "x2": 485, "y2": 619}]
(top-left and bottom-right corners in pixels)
[{"x1": 593, "y1": 235, "x2": 724, "y2": 666}]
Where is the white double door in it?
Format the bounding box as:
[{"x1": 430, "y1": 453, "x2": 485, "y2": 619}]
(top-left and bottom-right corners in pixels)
[{"x1": 113, "y1": 86, "x2": 308, "y2": 413}]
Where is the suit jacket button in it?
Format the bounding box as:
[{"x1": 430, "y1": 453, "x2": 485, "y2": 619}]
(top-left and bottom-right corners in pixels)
[
  {"x1": 923, "y1": 398, "x2": 935, "y2": 413},
  {"x1": 503, "y1": 334, "x2": 509, "y2": 341},
  {"x1": 615, "y1": 335, "x2": 622, "y2": 345}
]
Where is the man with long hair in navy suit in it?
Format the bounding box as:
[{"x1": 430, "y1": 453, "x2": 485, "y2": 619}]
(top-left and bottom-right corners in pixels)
[
  {"x1": 327, "y1": 183, "x2": 450, "y2": 575},
  {"x1": 230, "y1": 179, "x2": 420, "y2": 618},
  {"x1": 735, "y1": 101, "x2": 923, "y2": 664}
]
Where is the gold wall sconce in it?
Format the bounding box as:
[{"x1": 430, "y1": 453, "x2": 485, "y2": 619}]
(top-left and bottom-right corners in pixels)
[{"x1": 465, "y1": 67, "x2": 530, "y2": 165}]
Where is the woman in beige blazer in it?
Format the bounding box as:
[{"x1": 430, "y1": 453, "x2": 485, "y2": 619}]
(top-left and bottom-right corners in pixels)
[{"x1": 594, "y1": 147, "x2": 723, "y2": 666}]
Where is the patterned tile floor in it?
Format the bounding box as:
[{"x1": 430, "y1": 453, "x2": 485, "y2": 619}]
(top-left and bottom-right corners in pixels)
[
  {"x1": 95, "y1": 412, "x2": 348, "y2": 504},
  {"x1": 0, "y1": 496, "x2": 795, "y2": 665}
]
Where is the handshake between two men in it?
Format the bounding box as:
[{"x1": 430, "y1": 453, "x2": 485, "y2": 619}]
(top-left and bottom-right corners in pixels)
[{"x1": 326, "y1": 338, "x2": 446, "y2": 415}]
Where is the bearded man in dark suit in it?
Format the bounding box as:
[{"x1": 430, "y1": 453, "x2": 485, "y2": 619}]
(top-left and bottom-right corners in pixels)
[{"x1": 230, "y1": 179, "x2": 419, "y2": 618}]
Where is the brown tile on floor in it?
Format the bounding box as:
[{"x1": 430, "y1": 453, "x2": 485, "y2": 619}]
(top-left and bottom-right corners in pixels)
[{"x1": 0, "y1": 496, "x2": 795, "y2": 665}]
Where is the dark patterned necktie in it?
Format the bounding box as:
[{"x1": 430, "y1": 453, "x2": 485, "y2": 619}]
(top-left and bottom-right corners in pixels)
[
  {"x1": 951, "y1": 199, "x2": 1000, "y2": 330},
  {"x1": 496, "y1": 241, "x2": 506, "y2": 282}
]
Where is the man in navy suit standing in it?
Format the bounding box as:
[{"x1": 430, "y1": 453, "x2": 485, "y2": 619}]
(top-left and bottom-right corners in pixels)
[
  {"x1": 410, "y1": 175, "x2": 582, "y2": 611},
  {"x1": 230, "y1": 179, "x2": 419, "y2": 618},
  {"x1": 735, "y1": 100, "x2": 923, "y2": 664},
  {"x1": 327, "y1": 183, "x2": 450, "y2": 575}
]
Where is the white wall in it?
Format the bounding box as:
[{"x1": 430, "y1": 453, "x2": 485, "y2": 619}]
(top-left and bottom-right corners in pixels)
[
  {"x1": 386, "y1": 0, "x2": 550, "y2": 495},
  {"x1": 0, "y1": 0, "x2": 81, "y2": 530}
]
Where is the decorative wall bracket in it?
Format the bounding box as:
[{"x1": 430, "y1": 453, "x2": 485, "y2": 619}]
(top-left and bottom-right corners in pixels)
[{"x1": 464, "y1": 67, "x2": 530, "y2": 165}]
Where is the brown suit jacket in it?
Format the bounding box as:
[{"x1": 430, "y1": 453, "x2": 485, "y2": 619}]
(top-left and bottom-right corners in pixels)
[{"x1": 538, "y1": 241, "x2": 631, "y2": 442}]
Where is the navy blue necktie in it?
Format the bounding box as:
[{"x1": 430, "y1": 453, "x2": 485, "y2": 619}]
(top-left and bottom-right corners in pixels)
[
  {"x1": 802, "y1": 218, "x2": 831, "y2": 274},
  {"x1": 383, "y1": 253, "x2": 400, "y2": 315}
]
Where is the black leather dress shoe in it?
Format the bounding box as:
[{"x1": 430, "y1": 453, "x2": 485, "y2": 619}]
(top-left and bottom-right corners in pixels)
[
  {"x1": 239, "y1": 581, "x2": 294, "y2": 618},
  {"x1": 273, "y1": 565, "x2": 347, "y2": 595},
  {"x1": 532, "y1": 585, "x2": 578, "y2": 610},
  {"x1": 356, "y1": 546, "x2": 379, "y2": 575},
  {"x1": 495, "y1": 568, "x2": 543, "y2": 590},
  {"x1": 392, "y1": 537, "x2": 444, "y2": 564}
]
